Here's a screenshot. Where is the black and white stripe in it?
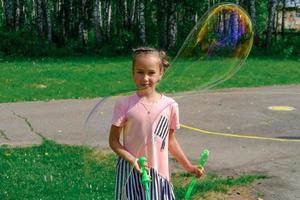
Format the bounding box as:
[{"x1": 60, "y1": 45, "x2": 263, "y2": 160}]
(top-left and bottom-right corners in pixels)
[
  {"x1": 115, "y1": 158, "x2": 175, "y2": 200},
  {"x1": 154, "y1": 116, "x2": 169, "y2": 150}
]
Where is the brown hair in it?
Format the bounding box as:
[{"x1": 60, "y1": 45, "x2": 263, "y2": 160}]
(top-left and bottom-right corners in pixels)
[{"x1": 132, "y1": 47, "x2": 170, "y2": 72}]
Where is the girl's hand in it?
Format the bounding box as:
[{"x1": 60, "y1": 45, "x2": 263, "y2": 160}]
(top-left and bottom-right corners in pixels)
[
  {"x1": 187, "y1": 165, "x2": 204, "y2": 178},
  {"x1": 132, "y1": 159, "x2": 150, "y2": 174},
  {"x1": 132, "y1": 159, "x2": 142, "y2": 174}
]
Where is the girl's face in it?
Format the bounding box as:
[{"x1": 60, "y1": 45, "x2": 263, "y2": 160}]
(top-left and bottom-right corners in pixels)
[{"x1": 132, "y1": 54, "x2": 163, "y2": 92}]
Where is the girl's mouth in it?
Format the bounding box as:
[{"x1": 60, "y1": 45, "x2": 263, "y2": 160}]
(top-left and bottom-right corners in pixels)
[{"x1": 141, "y1": 83, "x2": 150, "y2": 87}]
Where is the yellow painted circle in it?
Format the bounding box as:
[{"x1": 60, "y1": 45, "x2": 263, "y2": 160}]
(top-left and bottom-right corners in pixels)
[{"x1": 268, "y1": 106, "x2": 295, "y2": 111}]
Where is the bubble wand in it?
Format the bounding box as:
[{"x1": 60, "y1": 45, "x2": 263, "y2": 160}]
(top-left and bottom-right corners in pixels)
[
  {"x1": 138, "y1": 157, "x2": 151, "y2": 200},
  {"x1": 185, "y1": 149, "x2": 209, "y2": 200}
]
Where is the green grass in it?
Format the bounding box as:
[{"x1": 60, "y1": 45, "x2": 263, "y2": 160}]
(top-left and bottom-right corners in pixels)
[
  {"x1": 0, "y1": 56, "x2": 299, "y2": 103},
  {"x1": 0, "y1": 57, "x2": 134, "y2": 103},
  {"x1": 221, "y1": 57, "x2": 300, "y2": 88},
  {"x1": 0, "y1": 140, "x2": 115, "y2": 199},
  {"x1": 0, "y1": 140, "x2": 269, "y2": 199},
  {"x1": 173, "y1": 172, "x2": 269, "y2": 199}
]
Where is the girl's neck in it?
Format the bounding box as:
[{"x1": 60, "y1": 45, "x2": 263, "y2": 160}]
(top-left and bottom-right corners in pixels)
[{"x1": 136, "y1": 90, "x2": 161, "y2": 102}]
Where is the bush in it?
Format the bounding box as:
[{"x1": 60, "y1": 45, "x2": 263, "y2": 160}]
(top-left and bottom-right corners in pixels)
[{"x1": 250, "y1": 33, "x2": 300, "y2": 59}]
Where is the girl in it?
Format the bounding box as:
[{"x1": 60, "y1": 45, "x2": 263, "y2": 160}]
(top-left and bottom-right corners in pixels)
[{"x1": 109, "y1": 47, "x2": 203, "y2": 200}]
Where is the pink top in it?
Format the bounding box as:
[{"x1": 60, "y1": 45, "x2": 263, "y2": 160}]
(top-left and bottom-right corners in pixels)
[{"x1": 111, "y1": 93, "x2": 180, "y2": 180}]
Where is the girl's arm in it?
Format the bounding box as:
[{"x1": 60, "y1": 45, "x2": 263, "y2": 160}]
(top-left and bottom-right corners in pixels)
[
  {"x1": 168, "y1": 129, "x2": 203, "y2": 178},
  {"x1": 109, "y1": 125, "x2": 141, "y2": 173}
]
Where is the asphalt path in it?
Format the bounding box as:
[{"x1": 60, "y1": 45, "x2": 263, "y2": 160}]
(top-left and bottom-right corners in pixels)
[{"x1": 1, "y1": 85, "x2": 299, "y2": 200}]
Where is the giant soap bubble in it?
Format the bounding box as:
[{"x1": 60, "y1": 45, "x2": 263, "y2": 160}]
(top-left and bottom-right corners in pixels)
[
  {"x1": 84, "y1": 3, "x2": 253, "y2": 199},
  {"x1": 160, "y1": 3, "x2": 253, "y2": 92}
]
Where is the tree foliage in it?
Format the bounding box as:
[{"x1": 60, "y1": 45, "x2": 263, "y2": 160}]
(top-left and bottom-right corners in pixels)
[{"x1": 0, "y1": 0, "x2": 299, "y2": 57}]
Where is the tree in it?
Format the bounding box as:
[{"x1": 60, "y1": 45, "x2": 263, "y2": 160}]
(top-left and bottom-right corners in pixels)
[
  {"x1": 45, "y1": 0, "x2": 53, "y2": 43},
  {"x1": 266, "y1": 0, "x2": 277, "y2": 48},
  {"x1": 35, "y1": 0, "x2": 52, "y2": 42},
  {"x1": 0, "y1": 0, "x2": 298, "y2": 57},
  {"x1": 281, "y1": 0, "x2": 286, "y2": 39},
  {"x1": 3, "y1": 0, "x2": 14, "y2": 31},
  {"x1": 102, "y1": 0, "x2": 112, "y2": 41},
  {"x1": 78, "y1": 0, "x2": 87, "y2": 46},
  {"x1": 138, "y1": 0, "x2": 146, "y2": 45},
  {"x1": 156, "y1": 0, "x2": 168, "y2": 49},
  {"x1": 167, "y1": 0, "x2": 177, "y2": 49},
  {"x1": 93, "y1": 0, "x2": 102, "y2": 45},
  {"x1": 35, "y1": 0, "x2": 45, "y2": 38},
  {"x1": 249, "y1": 0, "x2": 259, "y2": 44}
]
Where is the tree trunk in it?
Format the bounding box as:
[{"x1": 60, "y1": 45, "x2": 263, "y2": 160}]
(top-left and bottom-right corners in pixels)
[
  {"x1": 94, "y1": 0, "x2": 102, "y2": 45},
  {"x1": 266, "y1": 0, "x2": 277, "y2": 49},
  {"x1": 138, "y1": 0, "x2": 146, "y2": 45},
  {"x1": 157, "y1": 0, "x2": 167, "y2": 49},
  {"x1": 62, "y1": 0, "x2": 71, "y2": 43},
  {"x1": 79, "y1": 0, "x2": 87, "y2": 46},
  {"x1": 23, "y1": 0, "x2": 33, "y2": 27},
  {"x1": 281, "y1": 0, "x2": 286, "y2": 39},
  {"x1": 102, "y1": 0, "x2": 107, "y2": 40},
  {"x1": 230, "y1": 10, "x2": 239, "y2": 46},
  {"x1": 108, "y1": 0, "x2": 112, "y2": 39},
  {"x1": 116, "y1": 0, "x2": 128, "y2": 32},
  {"x1": 99, "y1": 0, "x2": 103, "y2": 28},
  {"x1": 45, "y1": 0, "x2": 53, "y2": 43},
  {"x1": 249, "y1": 0, "x2": 259, "y2": 45},
  {"x1": 104, "y1": 0, "x2": 112, "y2": 40},
  {"x1": 59, "y1": 0, "x2": 66, "y2": 42},
  {"x1": 111, "y1": 0, "x2": 118, "y2": 36},
  {"x1": 15, "y1": 0, "x2": 21, "y2": 30},
  {"x1": 3, "y1": 0, "x2": 15, "y2": 31},
  {"x1": 19, "y1": 0, "x2": 25, "y2": 28},
  {"x1": 167, "y1": 0, "x2": 177, "y2": 49},
  {"x1": 129, "y1": 0, "x2": 136, "y2": 30},
  {"x1": 35, "y1": 0, "x2": 45, "y2": 38},
  {"x1": 274, "y1": 0, "x2": 280, "y2": 41},
  {"x1": 101, "y1": 0, "x2": 112, "y2": 41},
  {"x1": 124, "y1": 0, "x2": 129, "y2": 29}
]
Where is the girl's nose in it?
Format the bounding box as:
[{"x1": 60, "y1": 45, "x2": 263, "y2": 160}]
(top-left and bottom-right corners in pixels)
[{"x1": 143, "y1": 74, "x2": 149, "y2": 81}]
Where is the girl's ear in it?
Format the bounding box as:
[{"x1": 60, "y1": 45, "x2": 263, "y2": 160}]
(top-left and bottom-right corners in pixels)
[
  {"x1": 160, "y1": 67, "x2": 164, "y2": 76},
  {"x1": 159, "y1": 70, "x2": 163, "y2": 80}
]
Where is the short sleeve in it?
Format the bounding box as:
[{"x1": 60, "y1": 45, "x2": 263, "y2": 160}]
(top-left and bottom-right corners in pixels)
[
  {"x1": 111, "y1": 99, "x2": 127, "y2": 127},
  {"x1": 169, "y1": 102, "x2": 180, "y2": 130}
]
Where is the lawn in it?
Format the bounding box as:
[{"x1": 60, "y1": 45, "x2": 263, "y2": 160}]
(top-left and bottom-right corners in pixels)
[
  {"x1": 0, "y1": 56, "x2": 299, "y2": 103},
  {"x1": 0, "y1": 56, "x2": 293, "y2": 199},
  {"x1": 0, "y1": 140, "x2": 268, "y2": 199}
]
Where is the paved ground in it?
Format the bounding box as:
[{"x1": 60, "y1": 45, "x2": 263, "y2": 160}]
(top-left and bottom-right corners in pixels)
[{"x1": 1, "y1": 85, "x2": 300, "y2": 200}]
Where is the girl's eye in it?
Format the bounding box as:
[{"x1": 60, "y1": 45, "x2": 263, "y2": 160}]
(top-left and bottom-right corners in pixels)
[{"x1": 137, "y1": 71, "x2": 143, "y2": 74}]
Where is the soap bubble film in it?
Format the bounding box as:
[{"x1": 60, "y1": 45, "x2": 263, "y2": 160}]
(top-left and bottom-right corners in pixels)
[
  {"x1": 160, "y1": 3, "x2": 254, "y2": 92},
  {"x1": 84, "y1": 3, "x2": 253, "y2": 199}
]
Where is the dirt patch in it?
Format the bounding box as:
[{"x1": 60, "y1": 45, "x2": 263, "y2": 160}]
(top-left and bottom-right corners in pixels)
[{"x1": 196, "y1": 185, "x2": 264, "y2": 200}]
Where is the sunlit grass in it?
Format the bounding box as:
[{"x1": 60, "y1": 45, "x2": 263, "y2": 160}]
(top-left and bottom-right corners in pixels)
[
  {"x1": 0, "y1": 56, "x2": 299, "y2": 103},
  {"x1": 0, "y1": 140, "x2": 115, "y2": 199},
  {"x1": 173, "y1": 172, "x2": 269, "y2": 199},
  {"x1": 0, "y1": 140, "x2": 269, "y2": 199}
]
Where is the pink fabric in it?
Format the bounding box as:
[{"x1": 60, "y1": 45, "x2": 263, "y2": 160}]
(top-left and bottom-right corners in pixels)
[{"x1": 111, "y1": 93, "x2": 180, "y2": 180}]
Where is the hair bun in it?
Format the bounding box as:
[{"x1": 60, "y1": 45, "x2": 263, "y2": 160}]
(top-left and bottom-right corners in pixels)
[{"x1": 159, "y1": 50, "x2": 170, "y2": 70}]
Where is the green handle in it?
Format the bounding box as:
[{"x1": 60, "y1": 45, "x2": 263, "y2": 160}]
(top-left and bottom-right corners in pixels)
[
  {"x1": 138, "y1": 157, "x2": 151, "y2": 200},
  {"x1": 185, "y1": 149, "x2": 209, "y2": 200},
  {"x1": 199, "y1": 149, "x2": 209, "y2": 168}
]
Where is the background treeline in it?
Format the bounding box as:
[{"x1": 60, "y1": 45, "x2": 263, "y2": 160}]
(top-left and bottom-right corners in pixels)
[{"x1": 0, "y1": 0, "x2": 299, "y2": 57}]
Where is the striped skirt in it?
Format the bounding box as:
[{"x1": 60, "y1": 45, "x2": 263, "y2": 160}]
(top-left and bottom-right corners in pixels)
[{"x1": 115, "y1": 158, "x2": 175, "y2": 200}]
